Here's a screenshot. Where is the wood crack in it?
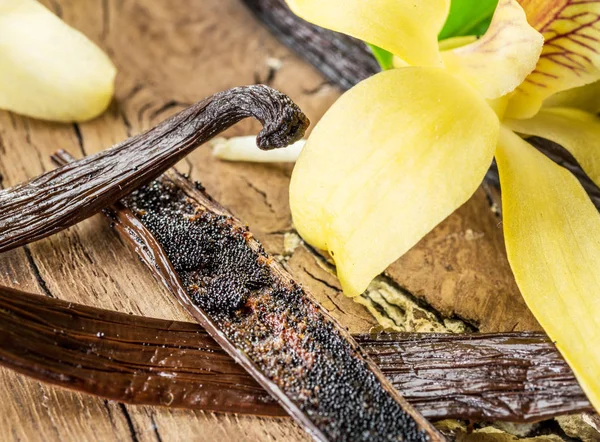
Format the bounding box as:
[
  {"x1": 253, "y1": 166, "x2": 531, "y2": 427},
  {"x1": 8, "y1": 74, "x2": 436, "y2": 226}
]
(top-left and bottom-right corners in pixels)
[
  {"x1": 303, "y1": 267, "x2": 339, "y2": 292},
  {"x1": 149, "y1": 100, "x2": 191, "y2": 122},
  {"x1": 302, "y1": 81, "x2": 331, "y2": 96},
  {"x1": 101, "y1": 0, "x2": 110, "y2": 41},
  {"x1": 119, "y1": 107, "x2": 133, "y2": 137},
  {"x1": 241, "y1": 177, "x2": 276, "y2": 214},
  {"x1": 119, "y1": 403, "x2": 140, "y2": 442},
  {"x1": 254, "y1": 65, "x2": 278, "y2": 86},
  {"x1": 23, "y1": 245, "x2": 54, "y2": 298},
  {"x1": 47, "y1": 0, "x2": 63, "y2": 18},
  {"x1": 182, "y1": 157, "x2": 194, "y2": 177},
  {"x1": 149, "y1": 414, "x2": 164, "y2": 442},
  {"x1": 72, "y1": 123, "x2": 86, "y2": 157}
]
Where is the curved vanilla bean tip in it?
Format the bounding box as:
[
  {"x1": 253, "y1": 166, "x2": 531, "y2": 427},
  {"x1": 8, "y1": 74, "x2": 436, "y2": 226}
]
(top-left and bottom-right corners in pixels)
[
  {"x1": 0, "y1": 85, "x2": 308, "y2": 254},
  {"x1": 240, "y1": 87, "x2": 309, "y2": 150}
]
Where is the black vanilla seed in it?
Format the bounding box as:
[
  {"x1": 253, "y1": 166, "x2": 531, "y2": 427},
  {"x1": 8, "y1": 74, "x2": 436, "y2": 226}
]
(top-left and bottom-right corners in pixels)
[{"x1": 123, "y1": 177, "x2": 435, "y2": 442}]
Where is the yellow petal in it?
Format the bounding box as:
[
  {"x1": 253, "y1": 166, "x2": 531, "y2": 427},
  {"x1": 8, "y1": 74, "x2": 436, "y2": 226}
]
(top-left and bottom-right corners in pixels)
[
  {"x1": 496, "y1": 127, "x2": 600, "y2": 413},
  {"x1": 0, "y1": 0, "x2": 116, "y2": 122},
  {"x1": 506, "y1": 107, "x2": 600, "y2": 187},
  {"x1": 284, "y1": 0, "x2": 448, "y2": 67},
  {"x1": 442, "y1": 0, "x2": 544, "y2": 99},
  {"x1": 506, "y1": 0, "x2": 600, "y2": 119},
  {"x1": 289, "y1": 68, "x2": 499, "y2": 297},
  {"x1": 438, "y1": 35, "x2": 478, "y2": 51},
  {"x1": 543, "y1": 79, "x2": 600, "y2": 113}
]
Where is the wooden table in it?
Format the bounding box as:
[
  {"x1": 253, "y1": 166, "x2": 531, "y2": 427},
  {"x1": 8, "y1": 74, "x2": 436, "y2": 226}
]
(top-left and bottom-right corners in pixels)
[{"x1": 0, "y1": 1, "x2": 542, "y2": 440}]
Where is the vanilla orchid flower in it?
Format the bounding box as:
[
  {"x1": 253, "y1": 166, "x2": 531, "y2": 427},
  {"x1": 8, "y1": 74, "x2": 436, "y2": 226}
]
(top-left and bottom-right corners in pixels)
[
  {"x1": 286, "y1": 0, "x2": 600, "y2": 411},
  {"x1": 0, "y1": 0, "x2": 116, "y2": 122}
]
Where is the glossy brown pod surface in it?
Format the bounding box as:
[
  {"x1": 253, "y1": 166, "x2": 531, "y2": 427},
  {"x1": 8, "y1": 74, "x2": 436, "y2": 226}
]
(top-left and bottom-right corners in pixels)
[
  {"x1": 0, "y1": 285, "x2": 282, "y2": 416},
  {"x1": 0, "y1": 282, "x2": 591, "y2": 422},
  {"x1": 243, "y1": 0, "x2": 379, "y2": 90}
]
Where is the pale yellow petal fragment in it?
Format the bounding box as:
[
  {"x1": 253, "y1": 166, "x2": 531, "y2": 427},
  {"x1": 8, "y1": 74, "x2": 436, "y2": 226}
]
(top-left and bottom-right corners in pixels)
[
  {"x1": 212, "y1": 136, "x2": 305, "y2": 163},
  {"x1": 506, "y1": 107, "x2": 600, "y2": 187},
  {"x1": 442, "y1": 0, "x2": 543, "y2": 99},
  {"x1": 392, "y1": 56, "x2": 410, "y2": 69},
  {"x1": 0, "y1": 0, "x2": 116, "y2": 122},
  {"x1": 496, "y1": 127, "x2": 600, "y2": 413},
  {"x1": 285, "y1": 0, "x2": 448, "y2": 67},
  {"x1": 289, "y1": 68, "x2": 499, "y2": 297},
  {"x1": 506, "y1": 0, "x2": 600, "y2": 119},
  {"x1": 543, "y1": 79, "x2": 600, "y2": 113}
]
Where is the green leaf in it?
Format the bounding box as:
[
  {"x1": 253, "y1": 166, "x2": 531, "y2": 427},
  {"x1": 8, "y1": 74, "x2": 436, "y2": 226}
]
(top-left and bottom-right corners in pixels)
[
  {"x1": 438, "y1": 0, "x2": 499, "y2": 40},
  {"x1": 367, "y1": 43, "x2": 394, "y2": 71}
]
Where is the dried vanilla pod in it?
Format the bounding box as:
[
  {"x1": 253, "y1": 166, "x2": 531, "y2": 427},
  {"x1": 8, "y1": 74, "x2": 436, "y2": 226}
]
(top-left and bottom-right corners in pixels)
[
  {"x1": 0, "y1": 285, "x2": 283, "y2": 417},
  {"x1": 242, "y1": 0, "x2": 379, "y2": 90},
  {"x1": 0, "y1": 85, "x2": 308, "y2": 253},
  {"x1": 0, "y1": 151, "x2": 583, "y2": 427},
  {"x1": 113, "y1": 171, "x2": 443, "y2": 442},
  {"x1": 43, "y1": 143, "x2": 440, "y2": 438},
  {"x1": 0, "y1": 280, "x2": 592, "y2": 422}
]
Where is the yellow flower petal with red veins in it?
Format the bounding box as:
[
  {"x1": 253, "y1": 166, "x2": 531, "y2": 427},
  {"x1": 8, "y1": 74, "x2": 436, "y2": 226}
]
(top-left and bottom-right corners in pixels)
[
  {"x1": 284, "y1": 0, "x2": 448, "y2": 67},
  {"x1": 506, "y1": 107, "x2": 600, "y2": 187},
  {"x1": 496, "y1": 127, "x2": 600, "y2": 413},
  {"x1": 442, "y1": 0, "x2": 543, "y2": 99},
  {"x1": 506, "y1": 0, "x2": 600, "y2": 119},
  {"x1": 0, "y1": 0, "x2": 116, "y2": 122},
  {"x1": 543, "y1": 79, "x2": 600, "y2": 113},
  {"x1": 289, "y1": 68, "x2": 499, "y2": 297}
]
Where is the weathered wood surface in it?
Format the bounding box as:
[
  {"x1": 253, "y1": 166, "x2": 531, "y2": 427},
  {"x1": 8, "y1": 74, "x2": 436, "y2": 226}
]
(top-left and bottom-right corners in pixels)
[{"x1": 0, "y1": 0, "x2": 548, "y2": 441}]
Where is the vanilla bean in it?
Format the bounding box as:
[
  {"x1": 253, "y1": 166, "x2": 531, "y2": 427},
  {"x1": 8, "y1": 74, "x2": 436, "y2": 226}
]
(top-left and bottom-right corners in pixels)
[
  {"x1": 486, "y1": 137, "x2": 600, "y2": 210},
  {"x1": 46, "y1": 153, "x2": 440, "y2": 440},
  {"x1": 0, "y1": 85, "x2": 308, "y2": 254},
  {"x1": 0, "y1": 285, "x2": 284, "y2": 417},
  {"x1": 0, "y1": 284, "x2": 592, "y2": 422},
  {"x1": 358, "y1": 333, "x2": 591, "y2": 422},
  {"x1": 1, "y1": 152, "x2": 586, "y2": 424}
]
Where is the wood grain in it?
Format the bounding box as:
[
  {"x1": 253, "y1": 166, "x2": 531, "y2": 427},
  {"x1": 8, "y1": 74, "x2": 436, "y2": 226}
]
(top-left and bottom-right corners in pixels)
[{"x1": 0, "y1": 0, "x2": 559, "y2": 440}]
